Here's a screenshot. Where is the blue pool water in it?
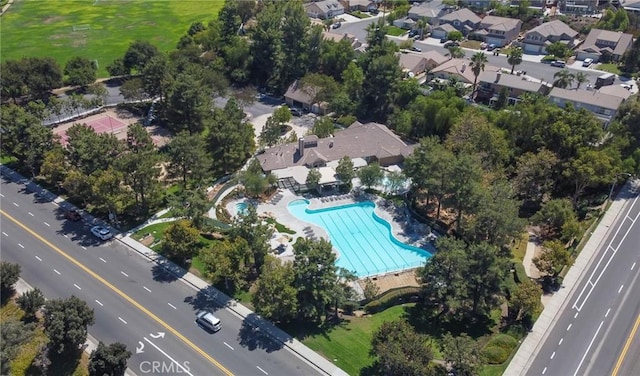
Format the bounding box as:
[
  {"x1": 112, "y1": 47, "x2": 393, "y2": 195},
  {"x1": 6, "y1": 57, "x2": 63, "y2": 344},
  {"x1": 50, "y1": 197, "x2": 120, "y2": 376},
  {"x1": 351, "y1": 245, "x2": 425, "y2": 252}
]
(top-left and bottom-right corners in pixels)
[
  {"x1": 235, "y1": 202, "x2": 248, "y2": 214},
  {"x1": 288, "y1": 200, "x2": 432, "y2": 277}
]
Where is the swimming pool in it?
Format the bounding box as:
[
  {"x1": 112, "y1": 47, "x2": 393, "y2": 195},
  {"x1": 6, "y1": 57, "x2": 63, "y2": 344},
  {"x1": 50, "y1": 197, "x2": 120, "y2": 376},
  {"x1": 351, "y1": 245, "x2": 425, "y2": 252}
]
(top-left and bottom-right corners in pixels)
[
  {"x1": 288, "y1": 200, "x2": 432, "y2": 277},
  {"x1": 235, "y1": 202, "x2": 248, "y2": 214}
]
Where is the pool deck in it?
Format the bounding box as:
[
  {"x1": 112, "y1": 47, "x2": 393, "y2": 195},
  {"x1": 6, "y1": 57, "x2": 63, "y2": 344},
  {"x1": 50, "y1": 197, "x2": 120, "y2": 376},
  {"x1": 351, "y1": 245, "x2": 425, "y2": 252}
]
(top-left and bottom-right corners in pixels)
[{"x1": 225, "y1": 189, "x2": 435, "y2": 278}]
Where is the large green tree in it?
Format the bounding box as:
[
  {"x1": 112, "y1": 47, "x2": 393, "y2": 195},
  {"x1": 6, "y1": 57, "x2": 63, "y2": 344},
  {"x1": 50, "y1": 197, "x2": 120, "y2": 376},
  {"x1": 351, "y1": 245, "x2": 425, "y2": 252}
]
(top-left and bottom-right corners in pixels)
[
  {"x1": 510, "y1": 279, "x2": 542, "y2": 322},
  {"x1": 230, "y1": 205, "x2": 274, "y2": 272},
  {"x1": 237, "y1": 158, "x2": 276, "y2": 198},
  {"x1": 88, "y1": 342, "x2": 131, "y2": 376},
  {"x1": 533, "y1": 240, "x2": 571, "y2": 278},
  {"x1": 507, "y1": 47, "x2": 523, "y2": 74},
  {"x1": 370, "y1": 320, "x2": 434, "y2": 376},
  {"x1": 357, "y1": 162, "x2": 384, "y2": 190},
  {"x1": 251, "y1": 255, "x2": 298, "y2": 323},
  {"x1": 441, "y1": 333, "x2": 482, "y2": 376},
  {"x1": 199, "y1": 238, "x2": 250, "y2": 291},
  {"x1": 0, "y1": 261, "x2": 21, "y2": 296},
  {"x1": 335, "y1": 156, "x2": 355, "y2": 187},
  {"x1": 163, "y1": 220, "x2": 200, "y2": 262},
  {"x1": 123, "y1": 40, "x2": 159, "y2": 73},
  {"x1": 166, "y1": 131, "x2": 210, "y2": 185},
  {"x1": 470, "y1": 52, "x2": 488, "y2": 94},
  {"x1": 64, "y1": 56, "x2": 97, "y2": 87},
  {"x1": 208, "y1": 99, "x2": 255, "y2": 175},
  {"x1": 44, "y1": 296, "x2": 95, "y2": 355},
  {"x1": 513, "y1": 148, "x2": 559, "y2": 203},
  {"x1": 164, "y1": 68, "x2": 213, "y2": 135}
]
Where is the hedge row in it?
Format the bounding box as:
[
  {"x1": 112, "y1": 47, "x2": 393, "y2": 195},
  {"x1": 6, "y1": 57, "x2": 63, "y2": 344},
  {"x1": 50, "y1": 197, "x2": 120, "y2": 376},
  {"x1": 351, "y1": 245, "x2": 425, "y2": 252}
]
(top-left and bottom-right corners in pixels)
[
  {"x1": 481, "y1": 334, "x2": 518, "y2": 364},
  {"x1": 363, "y1": 286, "x2": 421, "y2": 314}
]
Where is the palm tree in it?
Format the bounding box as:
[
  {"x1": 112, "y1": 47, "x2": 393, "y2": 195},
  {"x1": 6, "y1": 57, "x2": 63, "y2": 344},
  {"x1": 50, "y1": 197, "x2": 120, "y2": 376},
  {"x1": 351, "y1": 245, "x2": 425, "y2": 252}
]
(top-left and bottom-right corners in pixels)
[
  {"x1": 470, "y1": 52, "x2": 488, "y2": 94},
  {"x1": 507, "y1": 47, "x2": 523, "y2": 74},
  {"x1": 574, "y1": 72, "x2": 589, "y2": 89},
  {"x1": 553, "y1": 69, "x2": 575, "y2": 89},
  {"x1": 447, "y1": 46, "x2": 465, "y2": 59},
  {"x1": 416, "y1": 18, "x2": 428, "y2": 40}
]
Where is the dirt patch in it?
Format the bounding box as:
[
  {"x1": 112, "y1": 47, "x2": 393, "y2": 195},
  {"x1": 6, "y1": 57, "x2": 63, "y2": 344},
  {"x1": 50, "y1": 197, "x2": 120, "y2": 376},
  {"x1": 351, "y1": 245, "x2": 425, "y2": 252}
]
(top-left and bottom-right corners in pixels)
[
  {"x1": 140, "y1": 234, "x2": 155, "y2": 246},
  {"x1": 360, "y1": 269, "x2": 420, "y2": 294},
  {"x1": 42, "y1": 16, "x2": 65, "y2": 24},
  {"x1": 71, "y1": 38, "x2": 87, "y2": 47}
]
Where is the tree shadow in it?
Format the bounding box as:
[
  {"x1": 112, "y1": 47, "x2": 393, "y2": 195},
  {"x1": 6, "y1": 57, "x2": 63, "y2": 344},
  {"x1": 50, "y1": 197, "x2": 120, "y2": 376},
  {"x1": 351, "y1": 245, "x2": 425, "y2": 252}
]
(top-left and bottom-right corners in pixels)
[
  {"x1": 404, "y1": 303, "x2": 495, "y2": 339},
  {"x1": 1, "y1": 287, "x2": 16, "y2": 306},
  {"x1": 26, "y1": 346, "x2": 82, "y2": 376},
  {"x1": 237, "y1": 313, "x2": 285, "y2": 352},
  {"x1": 183, "y1": 286, "x2": 223, "y2": 312},
  {"x1": 151, "y1": 258, "x2": 186, "y2": 283}
]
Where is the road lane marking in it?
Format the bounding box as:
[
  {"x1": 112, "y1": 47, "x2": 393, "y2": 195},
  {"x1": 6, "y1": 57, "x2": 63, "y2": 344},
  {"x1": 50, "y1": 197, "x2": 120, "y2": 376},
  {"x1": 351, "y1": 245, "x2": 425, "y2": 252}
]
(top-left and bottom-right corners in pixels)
[
  {"x1": 44, "y1": 222, "x2": 50, "y2": 227},
  {"x1": 168, "y1": 303, "x2": 177, "y2": 310},
  {"x1": 605, "y1": 308, "x2": 611, "y2": 318},
  {"x1": 28, "y1": 212, "x2": 34, "y2": 216},
  {"x1": 618, "y1": 284, "x2": 624, "y2": 294},
  {"x1": 53, "y1": 269, "x2": 61, "y2": 275},
  {"x1": 81, "y1": 246, "x2": 86, "y2": 250},
  {"x1": 0, "y1": 193, "x2": 4, "y2": 197},
  {"x1": 99, "y1": 257, "x2": 107, "y2": 263},
  {"x1": 224, "y1": 342, "x2": 234, "y2": 350},
  {"x1": 35, "y1": 256, "x2": 42, "y2": 261},
  {"x1": 144, "y1": 337, "x2": 194, "y2": 376},
  {"x1": 118, "y1": 317, "x2": 127, "y2": 325},
  {"x1": 573, "y1": 320, "x2": 604, "y2": 376},
  {"x1": 0, "y1": 210, "x2": 234, "y2": 376},
  {"x1": 550, "y1": 351, "x2": 555, "y2": 359},
  {"x1": 611, "y1": 313, "x2": 640, "y2": 376},
  {"x1": 256, "y1": 366, "x2": 268, "y2": 375},
  {"x1": 63, "y1": 234, "x2": 68, "y2": 238},
  {"x1": 95, "y1": 300, "x2": 103, "y2": 306},
  {"x1": 542, "y1": 367, "x2": 547, "y2": 375},
  {"x1": 574, "y1": 312, "x2": 579, "y2": 319},
  {"x1": 559, "y1": 338, "x2": 563, "y2": 346},
  {"x1": 632, "y1": 262, "x2": 636, "y2": 271},
  {"x1": 18, "y1": 243, "x2": 24, "y2": 248},
  {"x1": 2, "y1": 232, "x2": 7, "y2": 236},
  {"x1": 120, "y1": 271, "x2": 129, "y2": 277},
  {"x1": 74, "y1": 284, "x2": 81, "y2": 290},
  {"x1": 567, "y1": 323, "x2": 572, "y2": 331},
  {"x1": 13, "y1": 202, "x2": 18, "y2": 207},
  {"x1": 143, "y1": 286, "x2": 152, "y2": 293}
]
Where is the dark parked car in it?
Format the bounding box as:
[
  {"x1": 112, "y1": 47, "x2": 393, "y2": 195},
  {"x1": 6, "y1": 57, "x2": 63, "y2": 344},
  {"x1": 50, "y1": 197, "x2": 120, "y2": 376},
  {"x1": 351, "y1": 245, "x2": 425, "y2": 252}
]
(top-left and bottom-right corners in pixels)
[
  {"x1": 440, "y1": 37, "x2": 448, "y2": 43},
  {"x1": 290, "y1": 107, "x2": 304, "y2": 116},
  {"x1": 410, "y1": 46, "x2": 422, "y2": 52},
  {"x1": 486, "y1": 43, "x2": 497, "y2": 51},
  {"x1": 64, "y1": 210, "x2": 82, "y2": 222},
  {"x1": 443, "y1": 41, "x2": 459, "y2": 48},
  {"x1": 370, "y1": 8, "x2": 379, "y2": 15},
  {"x1": 332, "y1": 22, "x2": 341, "y2": 29}
]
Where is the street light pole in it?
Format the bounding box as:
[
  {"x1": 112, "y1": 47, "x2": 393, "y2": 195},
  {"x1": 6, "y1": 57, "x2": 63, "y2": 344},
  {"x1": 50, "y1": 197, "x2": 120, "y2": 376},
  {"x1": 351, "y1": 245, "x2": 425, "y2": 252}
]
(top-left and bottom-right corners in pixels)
[{"x1": 609, "y1": 173, "x2": 632, "y2": 201}]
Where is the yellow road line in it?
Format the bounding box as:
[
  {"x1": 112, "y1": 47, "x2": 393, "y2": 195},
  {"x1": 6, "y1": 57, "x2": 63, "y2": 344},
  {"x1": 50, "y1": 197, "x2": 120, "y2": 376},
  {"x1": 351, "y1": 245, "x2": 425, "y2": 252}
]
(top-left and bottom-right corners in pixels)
[
  {"x1": 1, "y1": 210, "x2": 233, "y2": 376},
  {"x1": 611, "y1": 313, "x2": 640, "y2": 376}
]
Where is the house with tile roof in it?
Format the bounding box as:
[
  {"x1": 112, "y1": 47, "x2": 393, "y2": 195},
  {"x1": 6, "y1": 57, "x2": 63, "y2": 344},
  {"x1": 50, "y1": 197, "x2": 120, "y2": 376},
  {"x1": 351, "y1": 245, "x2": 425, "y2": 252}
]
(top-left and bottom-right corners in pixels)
[
  {"x1": 575, "y1": 29, "x2": 634, "y2": 63},
  {"x1": 471, "y1": 15, "x2": 523, "y2": 48},
  {"x1": 522, "y1": 20, "x2": 578, "y2": 54},
  {"x1": 548, "y1": 86, "x2": 630, "y2": 125},
  {"x1": 341, "y1": 0, "x2": 377, "y2": 12},
  {"x1": 435, "y1": 8, "x2": 482, "y2": 36},
  {"x1": 305, "y1": 0, "x2": 345, "y2": 19},
  {"x1": 429, "y1": 58, "x2": 499, "y2": 84},
  {"x1": 430, "y1": 23, "x2": 459, "y2": 40},
  {"x1": 476, "y1": 70, "x2": 552, "y2": 105},
  {"x1": 322, "y1": 31, "x2": 367, "y2": 54},
  {"x1": 284, "y1": 81, "x2": 328, "y2": 115},
  {"x1": 398, "y1": 50, "x2": 448, "y2": 76}
]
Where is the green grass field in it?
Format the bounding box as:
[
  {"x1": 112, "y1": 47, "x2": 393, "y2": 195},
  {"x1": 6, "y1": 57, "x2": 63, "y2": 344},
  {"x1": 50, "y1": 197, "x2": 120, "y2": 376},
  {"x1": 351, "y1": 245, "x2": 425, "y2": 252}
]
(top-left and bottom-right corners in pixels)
[{"x1": 1, "y1": 0, "x2": 222, "y2": 77}]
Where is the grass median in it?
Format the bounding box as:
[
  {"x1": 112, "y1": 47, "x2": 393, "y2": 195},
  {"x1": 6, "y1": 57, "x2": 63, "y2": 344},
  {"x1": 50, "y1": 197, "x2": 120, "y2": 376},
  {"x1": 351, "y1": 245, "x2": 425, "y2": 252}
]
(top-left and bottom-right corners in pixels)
[{"x1": 1, "y1": 0, "x2": 221, "y2": 77}]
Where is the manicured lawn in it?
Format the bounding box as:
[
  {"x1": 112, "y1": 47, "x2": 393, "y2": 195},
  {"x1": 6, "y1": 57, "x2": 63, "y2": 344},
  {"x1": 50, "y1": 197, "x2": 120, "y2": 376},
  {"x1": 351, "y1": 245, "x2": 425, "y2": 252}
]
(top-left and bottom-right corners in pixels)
[
  {"x1": 512, "y1": 232, "x2": 529, "y2": 262},
  {"x1": 386, "y1": 26, "x2": 406, "y2": 37},
  {"x1": 301, "y1": 304, "x2": 441, "y2": 375},
  {"x1": 461, "y1": 40, "x2": 482, "y2": 50},
  {"x1": 349, "y1": 11, "x2": 371, "y2": 19},
  {"x1": 1, "y1": 0, "x2": 221, "y2": 77},
  {"x1": 597, "y1": 63, "x2": 622, "y2": 75}
]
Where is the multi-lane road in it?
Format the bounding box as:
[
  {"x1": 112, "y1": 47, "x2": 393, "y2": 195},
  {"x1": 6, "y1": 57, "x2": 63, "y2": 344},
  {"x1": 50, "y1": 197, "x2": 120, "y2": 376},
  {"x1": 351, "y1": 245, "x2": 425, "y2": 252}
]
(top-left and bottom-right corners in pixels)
[
  {"x1": 527, "y1": 187, "x2": 640, "y2": 376},
  {"x1": 0, "y1": 173, "x2": 323, "y2": 376}
]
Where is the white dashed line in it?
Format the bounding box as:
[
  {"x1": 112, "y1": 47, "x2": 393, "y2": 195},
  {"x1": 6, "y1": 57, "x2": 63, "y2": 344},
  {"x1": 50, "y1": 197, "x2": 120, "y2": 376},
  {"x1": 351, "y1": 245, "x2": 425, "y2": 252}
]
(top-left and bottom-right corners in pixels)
[
  {"x1": 224, "y1": 342, "x2": 234, "y2": 350},
  {"x1": 121, "y1": 271, "x2": 129, "y2": 277},
  {"x1": 0, "y1": 193, "x2": 4, "y2": 197},
  {"x1": 118, "y1": 317, "x2": 127, "y2": 325},
  {"x1": 559, "y1": 338, "x2": 563, "y2": 346},
  {"x1": 618, "y1": 285, "x2": 624, "y2": 294},
  {"x1": 143, "y1": 286, "x2": 152, "y2": 293},
  {"x1": 2, "y1": 232, "x2": 7, "y2": 237},
  {"x1": 74, "y1": 284, "x2": 81, "y2": 290},
  {"x1": 168, "y1": 303, "x2": 177, "y2": 310},
  {"x1": 28, "y1": 212, "x2": 34, "y2": 216},
  {"x1": 605, "y1": 308, "x2": 611, "y2": 318},
  {"x1": 632, "y1": 262, "x2": 637, "y2": 271},
  {"x1": 567, "y1": 324, "x2": 572, "y2": 331},
  {"x1": 256, "y1": 366, "x2": 268, "y2": 375},
  {"x1": 63, "y1": 234, "x2": 68, "y2": 238},
  {"x1": 81, "y1": 246, "x2": 87, "y2": 250},
  {"x1": 53, "y1": 269, "x2": 61, "y2": 275},
  {"x1": 574, "y1": 312, "x2": 579, "y2": 319},
  {"x1": 12, "y1": 202, "x2": 18, "y2": 207},
  {"x1": 95, "y1": 300, "x2": 103, "y2": 306},
  {"x1": 99, "y1": 257, "x2": 107, "y2": 263},
  {"x1": 18, "y1": 243, "x2": 24, "y2": 248},
  {"x1": 550, "y1": 351, "x2": 555, "y2": 360},
  {"x1": 542, "y1": 367, "x2": 547, "y2": 375},
  {"x1": 44, "y1": 222, "x2": 50, "y2": 227},
  {"x1": 35, "y1": 256, "x2": 42, "y2": 261}
]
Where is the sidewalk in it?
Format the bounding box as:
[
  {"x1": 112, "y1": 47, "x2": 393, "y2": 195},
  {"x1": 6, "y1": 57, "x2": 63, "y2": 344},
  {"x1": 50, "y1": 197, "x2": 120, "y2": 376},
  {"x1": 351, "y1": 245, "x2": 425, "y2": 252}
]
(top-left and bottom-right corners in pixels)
[
  {"x1": 13, "y1": 279, "x2": 138, "y2": 376},
  {"x1": 504, "y1": 180, "x2": 639, "y2": 376}
]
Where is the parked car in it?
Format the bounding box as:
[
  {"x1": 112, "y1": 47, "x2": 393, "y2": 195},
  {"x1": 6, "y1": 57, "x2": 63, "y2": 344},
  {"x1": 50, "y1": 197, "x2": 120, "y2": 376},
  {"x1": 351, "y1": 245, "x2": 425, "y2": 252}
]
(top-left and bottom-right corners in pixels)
[
  {"x1": 408, "y1": 30, "x2": 418, "y2": 38},
  {"x1": 370, "y1": 8, "x2": 379, "y2": 15},
  {"x1": 443, "y1": 41, "x2": 459, "y2": 48},
  {"x1": 91, "y1": 226, "x2": 113, "y2": 241},
  {"x1": 480, "y1": 42, "x2": 488, "y2": 49},
  {"x1": 290, "y1": 107, "x2": 304, "y2": 116},
  {"x1": 486, "y1": 43, "x2": 497, "y2": 51},
  {"x1": 410, "y1": 46, "x2": 422, "y2": 52},
  {"x1": 550, "y1": 60, "x2": 566, "y2": 68},
  {"x1": 64, "y1": 210, "x2": 82, "y2": 222},
  {"x1": 440, "y1": 37, "x2": 448, "y2": 43},
  {"x1": 332, "y1": 22, "x2": 341, "y2": 29},
  {"x1": 196, "y1": 310, "x2": 222, "y2": 332},
  {"x1": 582, "y1": 58, "x2": 594, "y2": 67}
]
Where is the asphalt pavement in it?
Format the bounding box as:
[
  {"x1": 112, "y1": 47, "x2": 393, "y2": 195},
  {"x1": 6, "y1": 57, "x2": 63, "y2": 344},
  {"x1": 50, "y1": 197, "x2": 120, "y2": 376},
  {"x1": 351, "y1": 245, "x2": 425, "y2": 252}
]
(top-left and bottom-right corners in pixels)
[
  {"x1": 504, "y1": 181, "x2": 640, "y2": 376},
  {"x1": 0, "y1": 172, "x2": 327, "y2": 376}
]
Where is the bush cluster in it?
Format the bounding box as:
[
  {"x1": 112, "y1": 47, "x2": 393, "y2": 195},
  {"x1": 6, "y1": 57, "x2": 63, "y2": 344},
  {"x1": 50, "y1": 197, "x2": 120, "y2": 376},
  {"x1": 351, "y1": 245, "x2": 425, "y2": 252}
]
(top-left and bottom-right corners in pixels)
[
  {"x1": 363, "y1": 286, "x2": 420, "y2": 314},
  {"x1": 481, "y1": 334, "x2": 518, "y2": 364}
]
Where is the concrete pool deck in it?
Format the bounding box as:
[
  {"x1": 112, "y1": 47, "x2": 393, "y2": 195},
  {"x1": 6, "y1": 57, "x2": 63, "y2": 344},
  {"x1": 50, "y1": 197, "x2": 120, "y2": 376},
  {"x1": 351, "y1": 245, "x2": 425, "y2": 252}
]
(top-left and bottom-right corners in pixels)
[{"x1": 225, "y1": 189, "x2": 435, "y2": 278}]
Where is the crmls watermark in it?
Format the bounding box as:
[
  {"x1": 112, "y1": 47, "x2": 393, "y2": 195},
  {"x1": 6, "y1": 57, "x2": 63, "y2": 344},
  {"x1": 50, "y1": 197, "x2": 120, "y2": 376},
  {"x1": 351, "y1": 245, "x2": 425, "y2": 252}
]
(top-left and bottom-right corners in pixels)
[{"x1": 139, "y1": 361, "x2": 191, "y2": 374}]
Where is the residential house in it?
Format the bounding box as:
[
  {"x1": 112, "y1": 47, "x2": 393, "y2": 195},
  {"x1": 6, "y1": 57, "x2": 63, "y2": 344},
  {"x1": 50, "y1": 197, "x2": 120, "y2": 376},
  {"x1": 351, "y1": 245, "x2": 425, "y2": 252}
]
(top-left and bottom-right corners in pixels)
[
  {"x1": 430, "y1": 23, "x2": 458, "y2": 40},
  {"x1": 305, "y1": 0, "x2": 345, "y2": 19},
  {"x1": 258, "y1": 122, "x2": 416, "y2": 189},
  {"x1": 393, "y1": 17, "x2": 417, "y2": 30},
  {"x1": 284, "y1": 81, "x2": 328, "y2": 115},
  {"x1": 408, "y1": 2, "x2": 448, "y2": 23},
  {"x1": 575, "y1": 29, "x2": 634, "y2": 63},
  {"x1": 476, "y1": 70, "x2": 552, "y2": 105},
  {"x1": 341, "y1": 0, "x2": 377, "y2": 12},
  {"x1": 429, "y1": 58, "x2": 499, "y2": 84},
  {"x1": 510, "y1": 0, "x2": 546, "y2": 7},
  {"x1": 559, "y1": 0, "x2": 598, "y2": 15},
  {"x1": 322, "y1": 31, "x2": 366, "y2": 53},
  {"x1": 471, "y1": 15, "x2": 522, "y2": 48},
  {"x1": 522, "y1": 20, "x2": 578, "y2": 54},
  {"x1": 548, "y1": 86, "x2": 629, "y2": 125},
  {"x1": 461, "y1": 0, "x2": 494, "y2": 11},
  {"x1": 398, "y1": 50, "x2": 448, "y2": 77},
  {"x1": 436, "y1": 8, "x2": 482, "y2": 37}
]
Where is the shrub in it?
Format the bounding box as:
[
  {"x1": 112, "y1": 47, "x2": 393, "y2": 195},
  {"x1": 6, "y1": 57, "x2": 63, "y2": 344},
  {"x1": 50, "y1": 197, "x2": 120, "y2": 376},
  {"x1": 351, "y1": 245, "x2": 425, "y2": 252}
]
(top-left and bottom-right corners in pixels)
[
  {"x1": 363, "y1": 286, "x2": 420, "y2": 314},
  {"x1": 481, "y1": 345, "x2": 509, "y2": 364},
  {"x1": 490, "y1": 334, "x2": 518, "y2": 351},
  {"x1": 341, "y1": 301, "x2": 360, "y2": 315}
]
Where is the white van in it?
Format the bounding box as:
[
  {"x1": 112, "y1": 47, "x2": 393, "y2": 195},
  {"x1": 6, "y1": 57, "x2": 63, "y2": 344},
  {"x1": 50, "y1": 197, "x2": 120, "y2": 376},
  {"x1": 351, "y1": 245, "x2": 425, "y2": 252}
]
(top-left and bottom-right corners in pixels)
[{"x1": 196, "y1": 311, "x2": 222, "y2": 332}]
